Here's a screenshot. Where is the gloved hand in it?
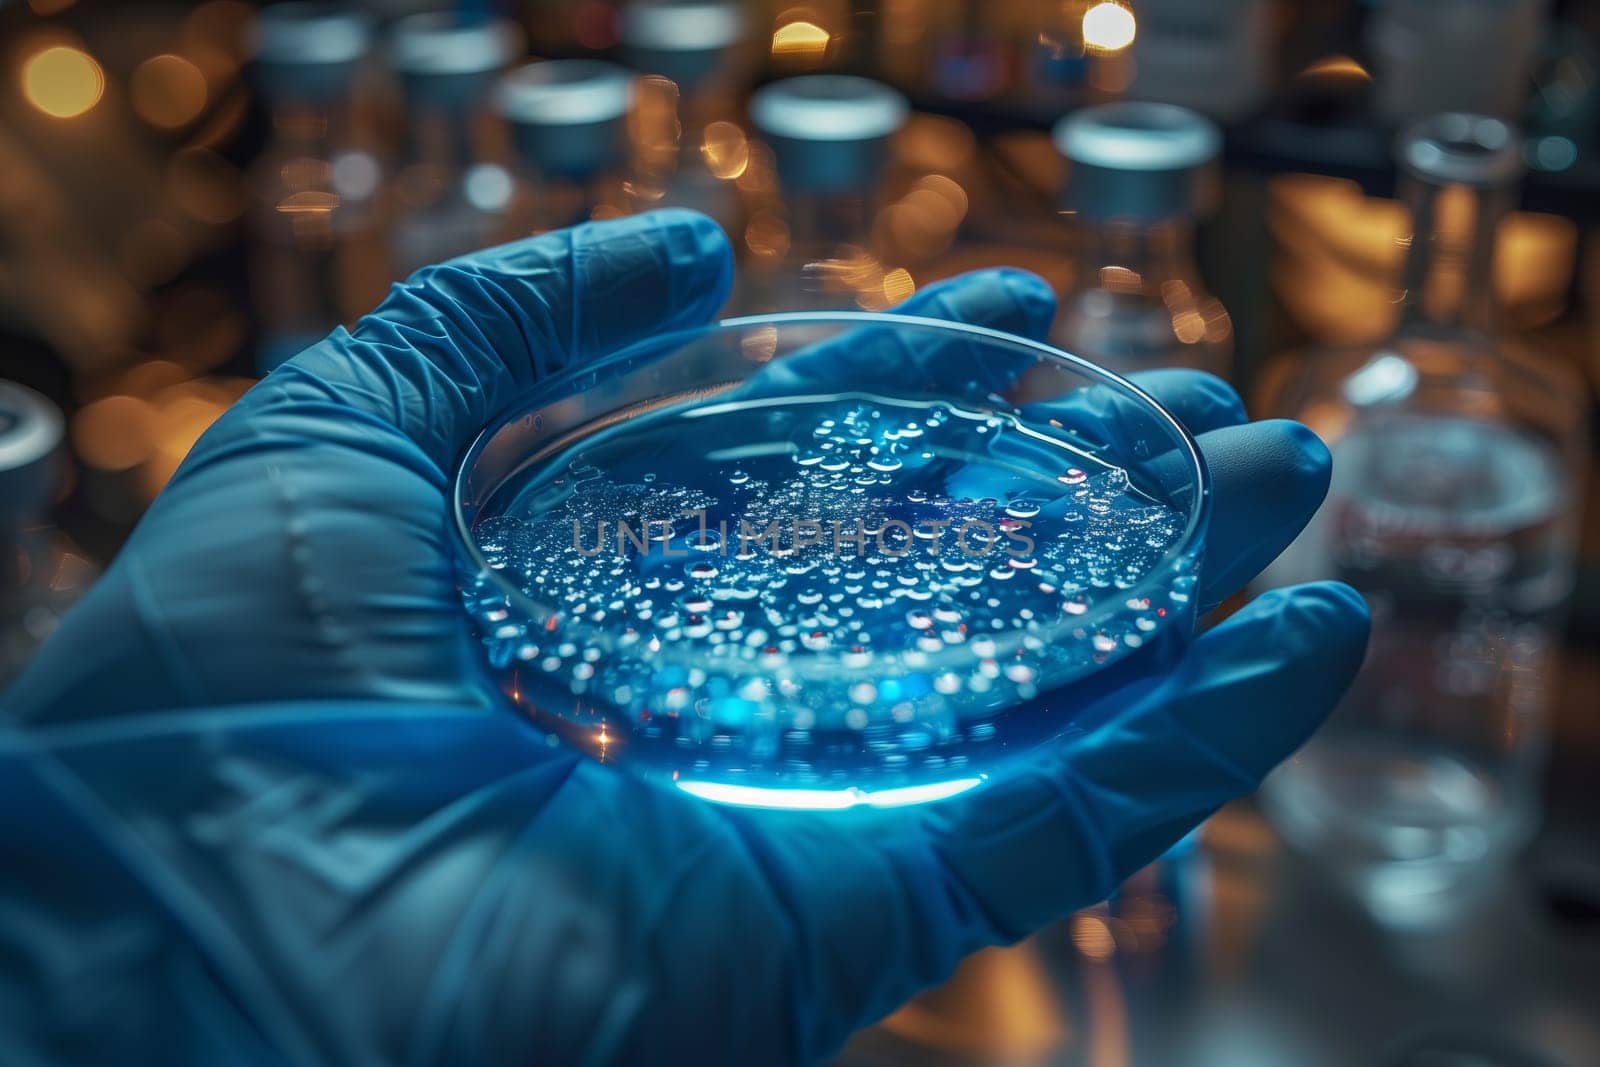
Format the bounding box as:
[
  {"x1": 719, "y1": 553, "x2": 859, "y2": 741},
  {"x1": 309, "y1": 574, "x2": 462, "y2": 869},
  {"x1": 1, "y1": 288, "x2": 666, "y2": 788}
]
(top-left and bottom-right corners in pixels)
[{"x1": 0, "y1": 211, "x2": 1368, "y2": 1066}]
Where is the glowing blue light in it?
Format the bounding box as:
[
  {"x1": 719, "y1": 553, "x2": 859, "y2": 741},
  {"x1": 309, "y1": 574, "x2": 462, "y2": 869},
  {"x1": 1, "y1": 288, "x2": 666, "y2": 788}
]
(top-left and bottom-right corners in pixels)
[
  {"x1": 1343, "y1": 352, "x2": 1418, "y2": 407},
  {"x1": 1530, "y1": 136, "x2": 1578, "y2": 173},
  {"x1": 464, "y1": 164, "x2": 514, "y2": 212},
  {"x1": 676, "y1": 776, "x2": 985, "y2": 809}
]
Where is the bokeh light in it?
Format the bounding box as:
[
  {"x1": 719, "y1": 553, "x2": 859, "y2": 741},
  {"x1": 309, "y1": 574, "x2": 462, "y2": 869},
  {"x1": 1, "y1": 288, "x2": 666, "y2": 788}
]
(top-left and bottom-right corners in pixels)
[
  {"x1": 1082, "y1": 2, "x2": 1136, "y2": 54},
  {"x1": 465, "y1": 164, "x2": 515, "y2": 212},
  {"x1": 167, "y1": 148, "x2": 246, "y2": 225},
  {"x1": 771, "y1": 21, "x2": 830, "y2": 58},
  {"x1": 138, "y1": 380, "x2": 244, "y2": 498},
  {"x1": 1301, "y1": 54, "x2": 1371, "y2": 83},
  {"x1": 881, "y1": 267, "x2": 916, "y2": 304},
  {"x1": 131, "y1": 54, "x2": 209, "y2": 129},
  {"x1": 744, "y1": 211, "x2": 790, "y2": 260},
  {"x1": 700, "y1": 121, "x2": 750, "y2": 180},
  {"x1": 183, "y1": 1, "x2": 252, "y2": 84},
  {"x1": 1071, "y1": 912, "x2": 1118, "y2": 960},
  {"x1": 73, "y1": 395, "x2": 156, "y2": 471},
  {"x1": 21, "y1": 45, "x2": 104, "y2": 119}
]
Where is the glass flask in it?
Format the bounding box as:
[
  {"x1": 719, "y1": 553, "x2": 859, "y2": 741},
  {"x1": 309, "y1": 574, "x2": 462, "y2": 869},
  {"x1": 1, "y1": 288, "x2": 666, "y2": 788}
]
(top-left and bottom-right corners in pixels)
[
  {"x1": 1049, "y1": 102, "x2": 1233, "y2": 379},
  {"x1": 1, "y1": 382, "x2": 95, "y2": 687},
  {"x1": 1126, "y1": 0, "x2": 1271, "y2": 122},
  {"x1": 1257, "y1": 114, "x2": 1589, "y2": 927},
  {"x1": 454, "y1": 313, "x2": 1210, "y2": 808},
  {"x1": 494, "y1": 60, "x2": 635, "y2": 234},
  {"x1": 247, "y1": 2, "x2": 388, "y2": 373},
  {"x1": 1368, "y1": 0, "x2": 1548, "y2": 126},
  {"x1": 387, "y1": 12, "x2": 523, "y2": 279},
  {"x1": 738, "y1": 76, "x2": 910, "y2": 313},
  {"x1": 617, "y1": 0, "x2": 752, "y2": 238}
]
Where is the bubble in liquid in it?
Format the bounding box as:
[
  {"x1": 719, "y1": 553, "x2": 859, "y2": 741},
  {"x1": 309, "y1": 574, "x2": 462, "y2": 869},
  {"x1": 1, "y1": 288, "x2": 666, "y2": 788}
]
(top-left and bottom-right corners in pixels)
[{"x1": 468, "y1": 391, "x2": 1190, "y2": 790}]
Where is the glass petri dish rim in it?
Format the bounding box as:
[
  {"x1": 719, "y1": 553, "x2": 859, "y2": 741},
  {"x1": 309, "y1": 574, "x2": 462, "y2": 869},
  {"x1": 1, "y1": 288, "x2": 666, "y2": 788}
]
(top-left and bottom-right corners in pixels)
[{"x1": 451, "y1": 310, "x2": 1213, "y2": 677}]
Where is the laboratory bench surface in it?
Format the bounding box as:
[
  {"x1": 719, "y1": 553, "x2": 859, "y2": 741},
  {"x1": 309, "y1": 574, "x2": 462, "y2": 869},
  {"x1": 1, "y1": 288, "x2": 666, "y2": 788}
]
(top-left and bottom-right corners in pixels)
[{"x1": 833, "y1": 643, "x2": 1600, "y2": 1067}]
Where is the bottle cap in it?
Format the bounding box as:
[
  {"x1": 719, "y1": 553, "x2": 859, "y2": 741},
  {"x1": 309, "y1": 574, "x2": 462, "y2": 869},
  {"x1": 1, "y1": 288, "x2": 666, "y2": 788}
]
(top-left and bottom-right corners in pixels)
[
  {"x1": 390, "y1": 13, "x2": 523, "y2": 107},
  {"x1": 497, "y1": 61, "x2": 634, "y2": 178},
  {"x1": 251, "y1": 2, "x2": 373, "y2": 67},
  {"x1": 751, "y1": 76, "x2": 909, "y2": 142},
  {"x1": 389, "y1": 12, "x2": 523, "y2": 76},
  {"x1": 250, "y1": 2, "x2": 374, "y2": 100},
  {"x1": 618, "y1": 1, "x2": 748, "y2": 93},
  {"x1": 1053, "y1": 102, "x2": 1222, "y2": 221},
  {"x1": 1398, "y1": 113, "x2": 1524, "y2": 188},
  {"x1": 751, "y1": 76, "x2": 909, "y2": 192},
  {"x1": 0, "y1": 381, "x2": 64, "y2": 523}
]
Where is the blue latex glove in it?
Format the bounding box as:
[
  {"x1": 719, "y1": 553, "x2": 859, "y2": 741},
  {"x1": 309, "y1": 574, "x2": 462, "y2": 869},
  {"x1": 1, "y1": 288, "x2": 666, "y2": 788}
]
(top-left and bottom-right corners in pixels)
[{"x1": 0, "y1": 211, "x2": 1368, "y2": 1065}]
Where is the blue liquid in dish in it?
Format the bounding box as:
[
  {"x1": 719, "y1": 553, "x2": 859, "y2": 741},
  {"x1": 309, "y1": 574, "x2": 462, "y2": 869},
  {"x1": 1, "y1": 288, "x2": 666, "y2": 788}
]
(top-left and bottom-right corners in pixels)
[{"x1": 464, "y1": 391, "x2": 1196, "y2": 804}]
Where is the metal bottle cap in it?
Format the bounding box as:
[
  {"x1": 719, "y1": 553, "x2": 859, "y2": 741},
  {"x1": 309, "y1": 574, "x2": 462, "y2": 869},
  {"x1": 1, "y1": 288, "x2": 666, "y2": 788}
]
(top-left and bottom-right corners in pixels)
[
  {"x1": 618, "y1": 1, "x2": 748, "y2": 93},
  {"x1": 0, "y1": 381, "x2": 64, "y2": 522},
  {"x1": 751, "y1": 76, "x2": 909, "y2": 192},
  {"x1": 390, "y1": 13, "x2": 523, "y2": 108},
  {"x1": 252, "y1": 2, "x2": 373, "y2": 66},
  {"x1": 1053, "y1": 102, "x2": 1223, "y2": 221},
  {"x1": 497, "y1": 61, "x2": 634, "y2": 178},
  {"x1": 250, "y1": 2, "x2": 374, "y2": 100},
  {"x1": 1398, "y1": 113, "x2": 1525, "y2": 188},
  {"x1": 389, "y1": 12, "x2": 523, "y2": 76}
]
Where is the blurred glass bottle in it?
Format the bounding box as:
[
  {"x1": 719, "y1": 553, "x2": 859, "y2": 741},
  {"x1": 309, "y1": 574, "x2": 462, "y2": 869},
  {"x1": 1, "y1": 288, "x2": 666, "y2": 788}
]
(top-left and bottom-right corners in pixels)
[
  {"x1": 1368, "y1": 0, "x2": 1548, "y2": 126},
  {"x1": 388, "y1": 12, "x2": 523, "y2": 278},
  {"x1": 1, "y1": 382, "x2": 94, "y2": 687},
  {"x1": 739, "y1": 75, "x2": 909, "y2": 312},
  {"x1": 495, "y1": 60, "x2": 635, "y2": 234},
  {"x1": 1126, "y1": 0, "x2": 1272, "y2": 122},
  {"x1": 617, "y1": 0, "x2": 752, "y2": 238},
  {"x1": 247, "y1": 2, "x2": 388, "y2": 373},
  {"x1": 1049, "y1": 102, "x2": 1232, "y2": 377},
  {"x1": 1257, "y1": 114, "x2": 1588, "y2": 928}
]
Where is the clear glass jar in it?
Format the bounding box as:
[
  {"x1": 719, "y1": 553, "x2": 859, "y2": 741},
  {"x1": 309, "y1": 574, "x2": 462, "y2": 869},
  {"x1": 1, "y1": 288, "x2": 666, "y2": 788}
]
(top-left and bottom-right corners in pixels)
[
  {"x1": 1048, "y1": 102, "x2": 1233, "y2": 378},
  {"x1": 494, "y1": 60, "x2": 635, "y2": 234},
  {"x1": 387, "y1": 13, "x2": 523, "y2": 278},
  {"x1": 738, "y1": 75, "x2": 910, "y2": 312},
  {"x1": 1257, "y1": 114, "x2": 1590, "y2": 927},
  {"x1": 1, "y1": 382, "x2": 95, "y2": 688},
  {"x1": 247, "y1": 2, "x2": 389, "y2": 373},
  {"x1": 618, "y1": 0, "x2": 753, "y2": 239}
]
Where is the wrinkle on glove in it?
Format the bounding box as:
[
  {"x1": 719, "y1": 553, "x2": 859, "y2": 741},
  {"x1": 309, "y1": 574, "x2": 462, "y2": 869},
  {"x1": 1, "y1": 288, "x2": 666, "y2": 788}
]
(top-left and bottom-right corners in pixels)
[{"x1": 1, "y1": 211, "x2": 1370, "y2": 1066}]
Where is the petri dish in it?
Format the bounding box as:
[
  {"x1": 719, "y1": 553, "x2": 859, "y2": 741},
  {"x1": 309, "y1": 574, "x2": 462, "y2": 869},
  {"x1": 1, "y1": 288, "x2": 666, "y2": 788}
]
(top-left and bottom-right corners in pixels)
[{"x1": 453, "y1": 313, "x2": 1210, "y2": 808}]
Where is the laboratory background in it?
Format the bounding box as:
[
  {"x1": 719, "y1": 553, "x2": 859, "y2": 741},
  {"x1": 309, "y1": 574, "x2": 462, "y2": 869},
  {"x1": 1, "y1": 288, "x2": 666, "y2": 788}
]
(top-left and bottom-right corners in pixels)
[{"x1": 3, "y1": 0, "x2": 1600, "y2": 1063}]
